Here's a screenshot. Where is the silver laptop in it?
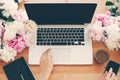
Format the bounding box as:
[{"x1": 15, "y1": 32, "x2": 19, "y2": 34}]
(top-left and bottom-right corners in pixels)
[{"x1": 24, "y1": 3, "x2": 97, "y2": 65}]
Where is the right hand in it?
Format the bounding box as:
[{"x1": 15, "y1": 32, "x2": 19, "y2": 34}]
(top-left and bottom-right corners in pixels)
[
  {"x1": 100, "y1": 68, "x2": 117, "y2": 80},
  {"x1": 39, "y1": 48, "x2": 53, "y2": 80}
]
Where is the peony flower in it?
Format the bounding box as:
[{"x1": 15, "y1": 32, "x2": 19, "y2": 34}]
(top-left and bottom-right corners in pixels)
[
  {"x1": 24, "y1": 20, "x2": 37, "y2": 33},
  {"x1": 116, "y1": 16, "x2": 120, "y2": 27},
  {"x1": 4, "y1": 27, "x2": 16, "y2": 43},
  {"x1": 89, "y1": 21, "x2": 106, "y2": 41},
  {"x1": 96, "y1": 13, "x2": 111, "y2": 26},
  {"x1": 12, "y1": 9, "x2": 29, "y2": 22},
  {"x1": 8, "y1": 35, "x2": 27, "y2": 52},
  {"x1": 24, "y1": 33, "x2": 34, "y2": 47},
  {"x1": 89, "y1": 11, "x2": 120, "y2": 51},
  {"x1": 95, "y1": 11, "x2": 117, "y2": 26},
  {"x1": 4, "y1": 21, "x2": 25, "y2": 43},
  {"x1": 0, "y1": 45, "x2": 17, "y2": 62},
  {"x1": 105, "y1": 11, "x2": 111, "y2": 16},
  {"x1": 8, "y1": 21, "x2": 25, "y2": 34},
  {"x1": 105, "y1": 24, "x2": 120, "y2": 51},
  {"x1": 0, "y1": 0, "x2": 18, "y2": 17}
]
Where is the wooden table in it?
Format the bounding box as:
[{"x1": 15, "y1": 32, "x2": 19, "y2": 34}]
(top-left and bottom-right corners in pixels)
[{"x1": 0, "y1": 41, "x2": 120, "y2": 80}]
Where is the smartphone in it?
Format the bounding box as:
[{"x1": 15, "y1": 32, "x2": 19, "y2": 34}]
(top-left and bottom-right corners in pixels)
[{"x1": 105, "y1": 60, "x2": 120, "y2": 75}]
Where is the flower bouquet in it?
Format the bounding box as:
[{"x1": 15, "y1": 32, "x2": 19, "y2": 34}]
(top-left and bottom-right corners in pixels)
[
  {"x1": 89, "y1": 0, "x2": 120, "y2": 51},
  {"x1": 0, "y1": 0, "x2": 37, "y2": 62}
]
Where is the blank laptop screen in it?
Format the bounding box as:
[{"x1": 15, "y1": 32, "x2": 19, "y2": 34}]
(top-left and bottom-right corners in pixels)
[{"x1": 25, "y1": 3, "x2": 97, "y2": 25}]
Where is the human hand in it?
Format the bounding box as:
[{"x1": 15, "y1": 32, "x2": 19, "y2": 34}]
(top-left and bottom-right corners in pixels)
[
  {"x1": 100, "y1": 68, "x2": 117, "y2": 80},
  {"x1": 39, "y1": 48, "x2": 53, "y2": 80}
]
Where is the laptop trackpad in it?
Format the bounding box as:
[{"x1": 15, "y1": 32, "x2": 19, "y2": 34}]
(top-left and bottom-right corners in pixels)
[{"x1": 52, "y1": 48, "x2": 70, "y2": 64}]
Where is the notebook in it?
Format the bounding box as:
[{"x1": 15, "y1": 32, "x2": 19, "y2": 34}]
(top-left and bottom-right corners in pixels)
[
  {"x1": 3, "y1": 57, "x2": 35, "y2": 80},
  {"x1": 24, "y1": 3, "x2": 97, "y2": 65}
]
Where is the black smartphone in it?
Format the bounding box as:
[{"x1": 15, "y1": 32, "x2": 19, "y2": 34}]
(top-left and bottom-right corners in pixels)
[{"x1": 105, "y1": 60, "x2": 120, "y2": 75}]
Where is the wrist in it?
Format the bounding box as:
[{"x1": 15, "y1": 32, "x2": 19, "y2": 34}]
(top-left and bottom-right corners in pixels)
[{"x1": 39, "y1": 73, "x2": 49, "y2": 80}]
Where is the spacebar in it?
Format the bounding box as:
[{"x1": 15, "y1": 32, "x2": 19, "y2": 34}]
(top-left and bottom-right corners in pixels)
[{"x1": 50, "y1": 42, "x2": 67, "y2": 45}]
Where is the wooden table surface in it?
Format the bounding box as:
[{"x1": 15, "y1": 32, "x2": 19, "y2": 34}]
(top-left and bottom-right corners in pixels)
[
  {"x1": 0, "y1": 0, "x2": 120, "y2": 80},
  {"x1": 0, "y1": 41, "x2": 120, "y2": 80}
]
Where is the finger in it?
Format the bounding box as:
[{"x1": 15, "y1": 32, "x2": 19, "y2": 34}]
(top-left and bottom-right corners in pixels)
[
  {"x1": 43, "y1": 48, "x2": 50, "y2": 56},
  {"x1": 104, "y1": 71, "x2": 108, "y2": 77},
  {"x1": 110, "y1": 72, "x2": 116, "y2": 80},
  {"x1": 40, "y1": 51, "x2": 45, "y2": 59},
  {"x1": 40, "y1": 49, "x2": 49, "y2": 60},
  {"x1": 106, "y1": 68, "x2": 113, "y2": 78},
  {"x1": 43, "y1": 49, "x2": 50, "y2": 56},
  {"x1": 100, "y1": 71, "x2": 108, "y2": 80},
  {"x1": 46, "y1": 48, "x2": 52, "y2": 60},
  {"x1": 114, "y1": 76, "x2": 117, "y2": 80},
  {"x1": 40, "y1": 53, "x2": 45, "y2": 62}
]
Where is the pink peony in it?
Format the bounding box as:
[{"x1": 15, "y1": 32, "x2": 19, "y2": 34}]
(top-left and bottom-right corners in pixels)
[
  {"x1": 96, "y1": 13, "x2": 110, "y2": 26},
  {"x1": 95, "y1": 11, "x2": 116, "y2": 26},
  {"x1": 12, "y1": 9, "x2": 29, "y2": 22},
  {"x1": 24, "y1": 33, "x2": 34, "y2": 47},
  {"x1": 8, "y1": 35, "x2": 27, "y2": 52},
  {"x1": 88, "y1": 21, "x2": 107, "y2": 41},
  {"x1": 105, "y1": 11, "x2": 111, "y2": 16}
]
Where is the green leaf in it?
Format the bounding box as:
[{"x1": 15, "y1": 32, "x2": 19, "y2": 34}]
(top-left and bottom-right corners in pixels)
[
  {"x1": 0, "y1": 9, "x2": 14, "y2": 22},
  {"x1": 111, "y1": 12, "x2": 116, "y2": 16},
  {"x1": 14, "y1": 0, "x2": 19, "y2": 3},
  {"x1": 116, "y1": 0, "x2": 119, "y2": 3},
  {"x1": 7, "y1": 16, "x2": 14, "y2": 22},
  {"x1": 0, "y1": 12, "x2": 14, "y2": 22},
  {"x1": 106, "y1": 1, "x2": 114, "y2": 6},
  {"x1": 109, "y1": 8, "x2": 117, "y2": 13},
  {"x1": 0, "y1": 9, "x2": 4, "y2": 12}
]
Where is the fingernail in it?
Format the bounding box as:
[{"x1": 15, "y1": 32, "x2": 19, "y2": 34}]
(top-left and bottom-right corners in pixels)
[
  {"x1": 48, "y1": 48, "x2": 52, "y2": 53},
  {"x1": 48, "y1": 48, "x2": 51, "y2": 51},
  {"x1": 105, "y1": 71, "x2": 107, "y2": 74},
  {"x1": 109, "y1": 67, "x2": 113, "y2": 72}
]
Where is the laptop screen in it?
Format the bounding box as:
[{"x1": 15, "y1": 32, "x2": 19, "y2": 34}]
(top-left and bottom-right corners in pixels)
[{"x1": 25, "y1": 3, "x2": 97, "y2": 25}]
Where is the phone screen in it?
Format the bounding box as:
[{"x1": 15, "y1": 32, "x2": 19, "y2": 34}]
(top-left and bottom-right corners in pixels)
[{"x1": 106, "y1": 61, "x2": 120, "y2": 75}]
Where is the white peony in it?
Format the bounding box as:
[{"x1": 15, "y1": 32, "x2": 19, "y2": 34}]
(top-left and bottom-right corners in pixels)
[
  {"x1": 24, "y1": 20, "x2": 37, "y2": 46},
  {"x1": 105, "y1": 24, "x2": 120, "y2": 51},
  {"x1": 25, "y1": 20, "x2": 37, "y2": 33},
  {"x1": 0, "y1": 0, "x2": 18, "y2": 17},
  {"x1": 4, "y1": 21, "x2": 25, "y2": 43},
  {"x1": 88, "y1": 21, "x2": 106, "y2": 41},
  {"x1": 4, "y1": 25, "x2": 17, "y2": 43},
  {"x1": 11, "y1": 21, "x2": 25, "y2": 34},
  {"x1": 12, "y1": 9, "x2": 29, "y2": 22},
  {"x1": 0, "y1": 45, "x2": 17, "y2": 62},
  {"x1": 24, "y1": 33, "x2": 34, "y2": 46}
]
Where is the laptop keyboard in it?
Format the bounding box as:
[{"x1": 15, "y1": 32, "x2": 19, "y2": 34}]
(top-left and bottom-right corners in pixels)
[{"x1": 37, "y1": 28, "x2": 85, "y2": 45}]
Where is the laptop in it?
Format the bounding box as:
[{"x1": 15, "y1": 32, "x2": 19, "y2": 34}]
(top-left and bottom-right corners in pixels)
[{"x1": 24, "y1": 3, "x2": 97, "y2": 65}]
